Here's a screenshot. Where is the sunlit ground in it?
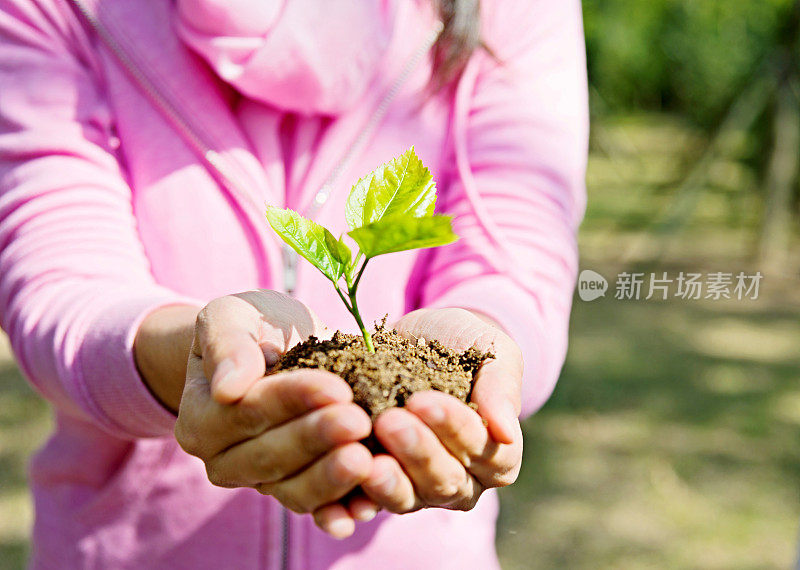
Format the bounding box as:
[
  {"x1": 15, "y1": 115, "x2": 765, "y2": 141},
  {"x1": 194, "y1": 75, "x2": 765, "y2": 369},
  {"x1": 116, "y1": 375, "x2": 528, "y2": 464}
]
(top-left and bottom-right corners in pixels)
[
  {"x1": 498, "y1": 289, "x2": 800, "y2": 569},
  {"x1": 1, "y1": 114, "x2": 799, "y2": 569}
]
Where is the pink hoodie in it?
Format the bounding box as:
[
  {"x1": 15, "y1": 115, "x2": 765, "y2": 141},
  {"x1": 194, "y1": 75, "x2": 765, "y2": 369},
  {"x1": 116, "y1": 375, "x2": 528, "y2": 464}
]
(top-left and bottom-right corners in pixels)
[{"x1": 0, "y1": 0, "x2": 588, "y2": 568}]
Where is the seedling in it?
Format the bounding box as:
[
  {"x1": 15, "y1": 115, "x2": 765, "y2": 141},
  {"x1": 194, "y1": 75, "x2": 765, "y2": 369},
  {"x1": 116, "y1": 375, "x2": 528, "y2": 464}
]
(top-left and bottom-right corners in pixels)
[{"x1": 266, "y1": 148, "x2": 458, "y2": 352}]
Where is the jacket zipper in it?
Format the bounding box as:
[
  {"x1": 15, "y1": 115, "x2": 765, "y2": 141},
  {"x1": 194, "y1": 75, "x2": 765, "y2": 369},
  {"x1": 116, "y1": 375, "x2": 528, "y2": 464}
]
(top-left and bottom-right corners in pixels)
[
  {"x1": 68, "y1": 2, "x2": 440, "y2": 567},
  {"x1": 282, "y1": 22, "x2": 444, "y2": 296},
  {"x1": 279, "y1": 26, "x2": 442, "y2": 569}
]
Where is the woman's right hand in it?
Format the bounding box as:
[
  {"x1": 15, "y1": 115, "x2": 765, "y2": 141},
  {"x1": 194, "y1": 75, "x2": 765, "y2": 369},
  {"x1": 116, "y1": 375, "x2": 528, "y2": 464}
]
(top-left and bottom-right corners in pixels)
[{"x1": 174, "y1": 290, "x2": 375, "y2": 538}]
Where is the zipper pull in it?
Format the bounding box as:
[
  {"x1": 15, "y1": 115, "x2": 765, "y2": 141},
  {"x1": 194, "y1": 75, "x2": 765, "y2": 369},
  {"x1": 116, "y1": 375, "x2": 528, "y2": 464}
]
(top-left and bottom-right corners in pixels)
[{"x1": 283, "y1": 245, "x2": 298, "y2": 296}]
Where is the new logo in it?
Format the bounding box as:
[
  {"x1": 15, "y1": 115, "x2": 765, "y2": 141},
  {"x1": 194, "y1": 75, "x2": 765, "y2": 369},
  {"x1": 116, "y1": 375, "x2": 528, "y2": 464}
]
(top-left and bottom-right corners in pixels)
[{"x1": 578, "y1": 269, "x2": 608, "y2": 302}]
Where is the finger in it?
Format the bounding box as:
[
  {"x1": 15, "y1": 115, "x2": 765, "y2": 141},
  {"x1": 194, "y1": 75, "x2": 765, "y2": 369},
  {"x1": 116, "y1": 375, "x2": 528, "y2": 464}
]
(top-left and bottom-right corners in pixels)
[
  {"x1": 393, "y1": 307, "x2": 523, "y2": 445},
  {"x1": 469, "y1": 358, "x2": 522, "y2": 445},
  {"x1": 393, "y1": 307, "x2": 494, "y2": 352},
  {"x1": 404, "y1": 391, "x2": 489, "y2": 465},
  {"x1": 347, "y1": 494, "x2": 380, "y2": 522},
  {"x1": 241, "y1": 370, "x2": 356, "y2": 428},
  {"x1": 257, "y1": 443, "x2": 372, "y2": 514},
  {"x1": 194, "y1": 296, "x2": 271, "y2": 404},
  {"x1": 405, "y1": 391, "x2": 521, "y2": 488},
  {"x1": 233, "y1": 289, "x2": 324, "y2": 345},
  {"x1": 176, "y1": 351, "x2": 232, "y2": 456},
  {"x1": 176, "y1": 369, "x2": 355, "y2": 460},
  {"x1": 373, "y1": 409, "x2": 478, "y2": 509},
  {"x1": 313, "y1": 503, "x2": 356, "y2": 539},
  {"x1": 208, "y1": 403, "x2": 371, "y2": 486},
  {"x1": 361, "y1": 455, "x2": 421, "y2": 514}
]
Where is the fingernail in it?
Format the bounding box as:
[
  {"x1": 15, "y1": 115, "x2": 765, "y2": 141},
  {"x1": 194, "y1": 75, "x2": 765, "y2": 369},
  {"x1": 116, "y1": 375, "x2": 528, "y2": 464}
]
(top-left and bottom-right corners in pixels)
[
  {"x1": 353, "y1": 504, "x2": 378, "y2": 522},
  {"x1": 336, "y1": 411, "x2": 369, "y2": 438},
  {"x1": 387, "y1": 421, "x2": 418, "y2": 452},
  {"x1": 371, "y1": 465, "x2": 396, "y2": 495},
  {"x1": 213, "y1": 359, "x2": 237, "y2": 387},
  {"x1": 304, "y1": 389, "x2": 339, "y2": 408},
  {"x1": 327, "y1": 518, "x2": 354, "y2": 539},
  {"x1": 499, "y1": 400, "x2": 518, "y2": 441},
  {"x1": 417, "y1": 404, "x2": 445, "y2": 424}
]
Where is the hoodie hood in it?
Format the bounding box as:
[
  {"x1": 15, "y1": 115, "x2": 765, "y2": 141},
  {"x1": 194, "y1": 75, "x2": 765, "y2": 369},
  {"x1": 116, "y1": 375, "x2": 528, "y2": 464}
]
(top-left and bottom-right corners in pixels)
[{"x1": 176, "y1": 0, "x2": 398, "y2": 115}]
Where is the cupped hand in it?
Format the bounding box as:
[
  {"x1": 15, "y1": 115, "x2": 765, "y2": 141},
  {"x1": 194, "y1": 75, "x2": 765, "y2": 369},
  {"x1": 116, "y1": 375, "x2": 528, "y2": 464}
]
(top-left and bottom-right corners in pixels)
[
  {"x1": 353, "y1": 307, "x2": 524, "y2": 514},
  {"x1": 174, "y1": 290, "x2": 375, "y2": 538}
]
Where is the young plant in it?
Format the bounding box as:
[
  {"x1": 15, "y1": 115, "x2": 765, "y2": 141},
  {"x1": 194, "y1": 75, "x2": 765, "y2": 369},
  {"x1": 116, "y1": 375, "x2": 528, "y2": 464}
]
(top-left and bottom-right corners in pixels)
[{"x1": 266, "y1": 147, "x2": 458, "y2": 353}]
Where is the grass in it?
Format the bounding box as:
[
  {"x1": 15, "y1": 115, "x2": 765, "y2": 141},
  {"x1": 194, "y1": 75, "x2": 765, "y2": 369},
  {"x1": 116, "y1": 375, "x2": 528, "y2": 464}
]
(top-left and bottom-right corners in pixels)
[
  {"x1": 0, "y1": 113, "x2": 798, "y2": 569},
  {"x1": 0, "y1": 338, "x2": 51, "y2": 569}
]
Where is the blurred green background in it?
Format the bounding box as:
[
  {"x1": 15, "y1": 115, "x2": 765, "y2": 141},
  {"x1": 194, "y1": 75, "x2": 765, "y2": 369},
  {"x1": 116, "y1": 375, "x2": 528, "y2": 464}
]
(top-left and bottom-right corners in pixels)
[{"x1": 2, "y1": 1, "x2": 800, "y2": 568}]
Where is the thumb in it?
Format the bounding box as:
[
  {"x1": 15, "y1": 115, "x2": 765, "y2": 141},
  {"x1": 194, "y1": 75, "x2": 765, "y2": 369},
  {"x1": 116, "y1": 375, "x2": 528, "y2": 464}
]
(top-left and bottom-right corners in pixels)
[
  {"x1": 194, "y1": 297, "x2": 279, "y2": 405},
  {"x1": 470, "y1": 359, "x2": 522, "y2": 445}
]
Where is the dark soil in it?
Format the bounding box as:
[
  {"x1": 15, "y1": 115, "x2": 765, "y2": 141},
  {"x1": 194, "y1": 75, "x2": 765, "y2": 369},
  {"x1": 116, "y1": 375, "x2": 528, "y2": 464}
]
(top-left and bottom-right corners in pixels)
[{"x1": 269, "y1": 323, "x2": 493, "y2": 424}]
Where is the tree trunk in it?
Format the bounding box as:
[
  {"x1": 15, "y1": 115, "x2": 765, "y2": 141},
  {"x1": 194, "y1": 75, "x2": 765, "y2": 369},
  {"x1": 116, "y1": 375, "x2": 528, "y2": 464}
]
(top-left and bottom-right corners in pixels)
[{"x1": 758, "y1": 81, "x2": 800, "y2": 274}]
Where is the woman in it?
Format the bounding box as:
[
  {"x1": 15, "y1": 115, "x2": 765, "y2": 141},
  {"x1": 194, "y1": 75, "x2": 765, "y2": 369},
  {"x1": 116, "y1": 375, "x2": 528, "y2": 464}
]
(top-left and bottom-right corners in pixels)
[{"x1": 0, "y1": 0, "x2": 588, "y2": 568}]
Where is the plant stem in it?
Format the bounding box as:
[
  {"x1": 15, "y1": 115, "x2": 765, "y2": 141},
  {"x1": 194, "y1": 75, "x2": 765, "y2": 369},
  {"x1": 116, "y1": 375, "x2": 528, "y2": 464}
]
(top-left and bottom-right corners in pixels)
[
  {"x1": 352, "y1": 258, "x2": 369, "y2": 291},
  {"x1": 346, "y1": 258, "x2": 374, "y2": 352},
  {"x1": 348, "y1": 289, "x2": 374, "y2": 352},
  {"x1": 333, "y1": 285, "x2": 353, "y2": 313}
]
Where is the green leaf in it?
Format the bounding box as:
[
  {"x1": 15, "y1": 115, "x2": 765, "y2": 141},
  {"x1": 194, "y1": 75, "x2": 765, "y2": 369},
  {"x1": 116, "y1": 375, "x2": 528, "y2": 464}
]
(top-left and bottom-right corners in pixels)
[
  {"x1": 331, "y1": 235, "x2": 353, "y2": 282},
  {"x1": 347, "y1": 214, "x2": 458, "y2": 259},
  {"x1": 330, "y1": 235, "x2": 352, "y2": 268},
  {"x1": 345, "y1": 147, "x2": 437, "y2": 230},
  {"x1": 266, "y1": 206, "x2": 349, "y2": 283}
]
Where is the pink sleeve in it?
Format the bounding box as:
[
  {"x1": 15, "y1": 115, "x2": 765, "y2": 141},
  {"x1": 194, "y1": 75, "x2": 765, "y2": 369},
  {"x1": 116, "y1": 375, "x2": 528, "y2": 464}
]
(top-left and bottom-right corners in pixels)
[
  {"x1": 409, "y1": 0, "x2": 589, "y2": 417},
  {"x1": 0, "y1": 2, "x2": 201, "y2": 439}
]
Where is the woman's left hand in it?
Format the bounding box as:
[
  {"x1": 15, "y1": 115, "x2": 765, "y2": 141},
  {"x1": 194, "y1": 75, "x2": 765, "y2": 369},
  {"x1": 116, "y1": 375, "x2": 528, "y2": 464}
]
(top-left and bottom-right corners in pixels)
[{"x1": 361, "y1": 307, "x2": 524, "y2": 513}]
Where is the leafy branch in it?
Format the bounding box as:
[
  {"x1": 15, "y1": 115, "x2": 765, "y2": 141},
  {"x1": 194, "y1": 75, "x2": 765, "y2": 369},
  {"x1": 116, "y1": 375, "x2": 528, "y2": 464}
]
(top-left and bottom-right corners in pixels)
[{"x1": 266, "y1": 147, "x2": 458, "y2": 352}]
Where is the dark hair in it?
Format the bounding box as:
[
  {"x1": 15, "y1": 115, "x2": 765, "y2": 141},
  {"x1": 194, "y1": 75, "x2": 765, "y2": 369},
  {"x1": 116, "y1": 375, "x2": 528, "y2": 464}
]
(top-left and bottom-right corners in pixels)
[{"x1": 431, "y1": 0, "x2": 481, "y2": 91}]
